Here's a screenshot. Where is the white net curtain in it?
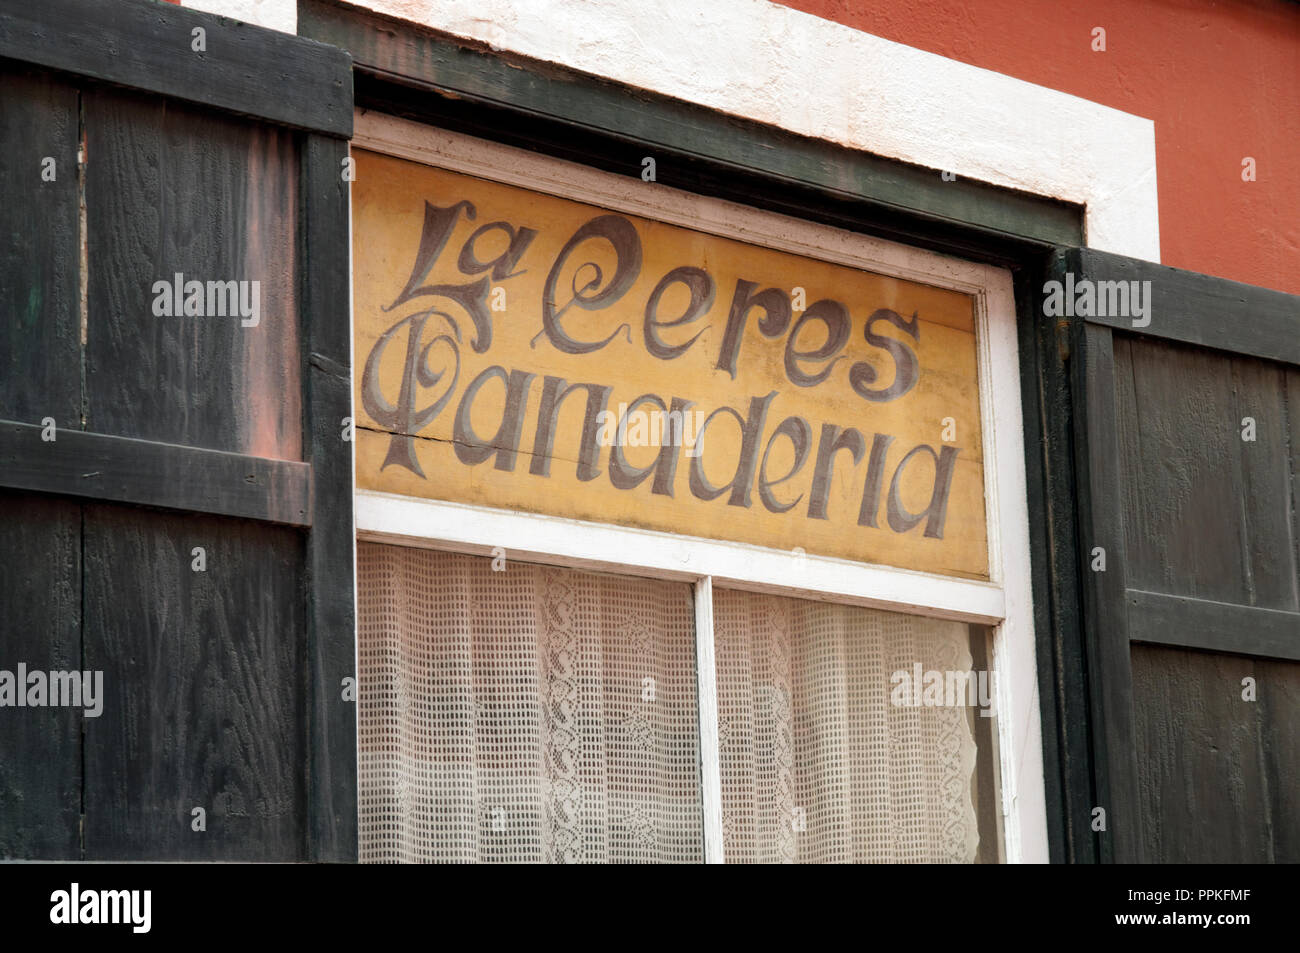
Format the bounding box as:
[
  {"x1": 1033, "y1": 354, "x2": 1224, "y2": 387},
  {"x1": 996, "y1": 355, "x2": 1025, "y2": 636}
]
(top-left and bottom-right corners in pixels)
[
  {"x1": 357, "y1": 543, "x2": 703, "y2": 863},
  {"x1": 357, "y1": 542, "x2": 984, "y2": 863},
  {"x1": 713, "y1": 588, "x2": 980, "y2": 863}
]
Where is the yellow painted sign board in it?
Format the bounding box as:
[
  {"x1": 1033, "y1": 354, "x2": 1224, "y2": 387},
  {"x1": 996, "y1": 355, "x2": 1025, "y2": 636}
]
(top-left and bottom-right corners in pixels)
[{"x1": 353, "y1": 150, "x2": 989, "y2": 579}]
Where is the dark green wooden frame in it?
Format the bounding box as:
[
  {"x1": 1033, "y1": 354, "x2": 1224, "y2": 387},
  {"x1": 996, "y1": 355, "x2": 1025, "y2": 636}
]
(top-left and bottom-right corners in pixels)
[
  {"x1": 0, "y1": 0, "x2": 357, "y2": 861},
  {"x1": 298, "y1": 0, "x2": 1098, "y2": 862}
]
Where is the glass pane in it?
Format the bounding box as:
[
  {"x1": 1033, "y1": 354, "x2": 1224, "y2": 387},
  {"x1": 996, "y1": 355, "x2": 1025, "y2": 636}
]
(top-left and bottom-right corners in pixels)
[
  {"x1": 356, "y1": 542, "x2": 702, "y2": 863},
  {"x1": 713, "y1": 587, "x2": 1001, "y2": 863}
]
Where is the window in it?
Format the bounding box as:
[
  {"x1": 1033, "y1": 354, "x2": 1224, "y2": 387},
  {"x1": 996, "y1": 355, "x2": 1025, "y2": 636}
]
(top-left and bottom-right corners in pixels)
[
  {"x1": 350, "y1": 113, "x2": 1043, "y2": 862},
  {"x1": 713, "y1": 589, "x2": 1001, "y2": 863},
  {"x1": 357, "y1": 545, "x2": 701, "y2": 863}
]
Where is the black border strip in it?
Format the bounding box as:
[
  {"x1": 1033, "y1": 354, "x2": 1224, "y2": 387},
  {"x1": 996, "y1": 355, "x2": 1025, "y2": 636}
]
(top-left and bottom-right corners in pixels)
[
  {"x1": 1071, "y1": 314, "x2": 1143, "y2": 864},
  {"x1": 1074, "y1": 248, "x2": 1300, "y2": 366},
  {"x1": 0, "y1": 0, "x2": 353, "y2": 136}
]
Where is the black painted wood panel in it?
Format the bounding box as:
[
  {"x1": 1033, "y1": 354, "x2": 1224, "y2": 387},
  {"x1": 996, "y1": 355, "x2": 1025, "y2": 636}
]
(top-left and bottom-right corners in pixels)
[
  {"x1": 1072, "y1": 248, "x2": 1300, "y2": 366},
  {"x1": 84, "y1": 87, "x2": 302, "y2": 459},
  {"x1": 81, "y1": 504, "x2": 307, "y2": 860},
  {"x1": 1257, "y1": 657, "x2": 1300, "y2": 863},
  {"x1": 0, "y1": 67, "x2": 80, "y2": 429},
  {"x1": 301, "y1": 136, "x2": 358, "y2": 861},
  {"x1": 1288, "y1": 369, "x2": 1300, "y2": 610},
  {"x1": 1072, "y1": 321, "x2": 1140, "y2": 862},
  {"x1": 1131, "y1": 644, "x2": 1285, "y2": 863},
  {"x1": 2, "y1": 0, "x2": 356, "y2": 863},
  {"x1": 0, "y1": 0, "x2": 352, "y2": 136},
  {"x1": 1114, "y1": 333, "x2": 1298, "y2": 611},
  {"x1": 0, "y1": 491, "x2": 82, "y2": 859}
]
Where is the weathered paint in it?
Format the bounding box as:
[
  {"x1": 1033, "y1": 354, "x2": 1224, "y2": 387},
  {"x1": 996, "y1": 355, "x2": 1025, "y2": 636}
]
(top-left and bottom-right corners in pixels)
[
  {"x1": 352, "y1": 150, "x2": 990, "y2": 577},
  {"x1": 343, "y1": 0, "x2": 1159, "y2": 262},
  {"x1": 181, "y1": 0, "x2": 295, "y2": 33}
]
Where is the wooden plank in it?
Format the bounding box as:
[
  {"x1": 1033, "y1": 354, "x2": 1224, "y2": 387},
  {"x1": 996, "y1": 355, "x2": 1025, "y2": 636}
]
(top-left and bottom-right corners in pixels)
[
  {"x1": 0, "y1": 68, "x2": 81, "y2": 430},
  {"x1": 81, "y1": 505, "x2": 307, "y2": 860},
  {"x1": 1230, "y1": 354, "x2": 1299, "y2": 610},
  {"x1": 1131, "y1": 644, "x2": 1273, "y2": 862},
  {"x1": 298, "y1": 0, "x2": 1082, "y2": 253},
  {"x1": 1115, "y1": 335, "x2": 1298, "y2": 609},
  {"x1": 301, "y1": 135, "x2": 357, "y2": 861},
  {"x1": 0, "y1": 491, "x2": 82, "y2": 860},
  {"x1": 0, "y1": 0, "x2": 352, "y2": 136},
  {"x1": 1070, "y1": 313, "x2": 1141, "y2": 863},
  {"x1": 1288, "y1": 368, "x2": 1300, "y2": 614},
  {"x1": 1127, "y1": 589, "x2": 1300, "y2": 661},
  {"x1": 83, "y1": 88, "x2": 304, "y2": 460},
  {"x1": 1019, "y1": 250, "x2": 1097, "y2": 862},
  {"x1": 0, "y1": 420, "x2": 311, "y2": 526},
  {"x1": 1256, "y1": 657, "x2": 1300, "y2": 863},
  {"x1": 1076, "y1": 248, "x2": 1300, "y2": 366}
]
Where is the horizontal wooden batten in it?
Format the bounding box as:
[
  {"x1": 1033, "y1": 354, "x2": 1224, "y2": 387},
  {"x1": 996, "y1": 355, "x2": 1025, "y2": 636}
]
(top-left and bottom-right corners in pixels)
[
  {"x1": 0, "y1": 421, "x2": 312, "y2": 527},
  {"x1": 0, "y1": 0, "x2": 353, "y2": 137},
  {"x1": 1126, "y1": 589, "x2": 1300, "y2": 661},
  {"x1": 1065, "y1": 249, "x2": 1300, "y2": 366}
]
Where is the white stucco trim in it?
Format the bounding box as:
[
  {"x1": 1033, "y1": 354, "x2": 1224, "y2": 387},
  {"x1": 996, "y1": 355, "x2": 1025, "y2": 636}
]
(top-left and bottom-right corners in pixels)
[
  {"x1": 182, "y1": 0, "x2": 296, "y2": 34},
  {"x1": 352, "y1": 0, "x2": 1160, "y2": 262},
  {"x1": 184, "y1": 0, "x2": 1159, "y2": 259}
]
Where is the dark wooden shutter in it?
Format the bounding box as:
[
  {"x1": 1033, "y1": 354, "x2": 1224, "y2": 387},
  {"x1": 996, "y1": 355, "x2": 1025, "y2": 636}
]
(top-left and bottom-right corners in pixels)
[
  {"x1": 0, "y1": 0, "x2": 356, "y2": 860},
  {"x1": 1064, "y1": 248, "x2": 1300, "y2": 863}
]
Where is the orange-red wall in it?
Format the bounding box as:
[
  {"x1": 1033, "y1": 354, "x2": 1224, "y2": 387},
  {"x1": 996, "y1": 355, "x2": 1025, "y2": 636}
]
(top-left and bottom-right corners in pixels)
[
  {"x1": 778, "y1": 0, "x2": 1300, "y2": 293},
  {"x1": 166, "y1": 0, "x2": 1297, "y2": 291}
]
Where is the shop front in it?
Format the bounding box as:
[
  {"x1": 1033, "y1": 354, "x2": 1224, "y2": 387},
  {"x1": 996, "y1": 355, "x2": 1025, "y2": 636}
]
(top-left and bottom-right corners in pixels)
[{"x1": 1, "y1": 0, "x2": 1296, "y2": 865}]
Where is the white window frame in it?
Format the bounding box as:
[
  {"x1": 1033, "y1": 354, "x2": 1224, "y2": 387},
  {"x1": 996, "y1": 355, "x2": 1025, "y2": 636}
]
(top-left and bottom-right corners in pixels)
[{"x1": 350, "y1": 111, "x2": 1048, "y2": 863}]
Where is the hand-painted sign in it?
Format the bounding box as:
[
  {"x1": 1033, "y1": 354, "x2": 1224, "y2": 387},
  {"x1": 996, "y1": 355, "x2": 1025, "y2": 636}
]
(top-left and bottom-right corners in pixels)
[{"x1": 353, "y1": 150, "x2": 989, "y2": 579}]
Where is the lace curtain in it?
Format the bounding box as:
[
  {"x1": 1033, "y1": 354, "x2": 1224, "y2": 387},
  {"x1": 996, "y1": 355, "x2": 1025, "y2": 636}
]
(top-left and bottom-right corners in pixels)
[
  {"x1": 713, "y1": 588, "x2": 981, "y2": 863},
  {"x1": 358, "y1": 543, "x2": 984, "y2": 863},
  {"x1": 356, "y1": 543, "x2": 702, "y2": 863}
]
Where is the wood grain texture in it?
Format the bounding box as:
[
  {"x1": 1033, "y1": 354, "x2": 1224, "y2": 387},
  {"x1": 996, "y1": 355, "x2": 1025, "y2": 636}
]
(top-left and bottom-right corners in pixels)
[
  {"x1": 81, "y1": 505, "x2": 307, "y2": 861},
  {"x1": 1071, "y1": 318, "x2": 1140, "y2": 863},
  {"x1": 1076, "y1": 248, "x2": 1300, "y2": 366},
  {"x1": 0, "y1": 491, "x2": 82, "y2": 859},
  {"x1": 1127, "y1": 590, "x2": 1300, "y2": 661},
  {"x1": 0, "y1": 421, "x2": 311, "y2": 526},
  {"x1": 1114, "y1": 334, "x2": 1298, "y2": 611},
  {"x1": 301, "y1": 135, "x2": 357, "y2": 861},
  {"x1": 0, "y1": 68, "x2": 80, "y2": 429},
  {"x1": 84, "y1": 87, "x2": 303, "y2": 460},
  {"x1": 2, "y1": 3, "x2": 358, "y2": 862},
  {"x1": 1257, "y1": 657, "x2": 1300, "y2": 863},
  {"x1": 1288, "y1": 369, "x2": 1300, "y2": 617},
  {"x1": 1132, "y1": 644, "x2": 1276, "y2": 863},
  {"x1": 0, "y1": 0, "x2": 352, "y2": 136}
]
